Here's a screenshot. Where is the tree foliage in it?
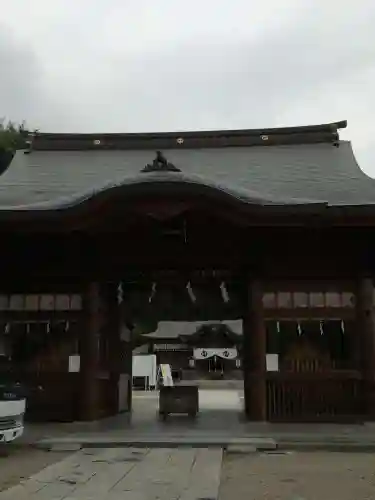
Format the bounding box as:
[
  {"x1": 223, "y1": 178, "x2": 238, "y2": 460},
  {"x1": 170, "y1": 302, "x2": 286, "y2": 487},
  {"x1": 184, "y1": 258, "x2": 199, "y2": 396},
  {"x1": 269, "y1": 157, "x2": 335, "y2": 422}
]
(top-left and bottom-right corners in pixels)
[{"x1": 0, "y1": 119, "x2": 29, "y2": 152}]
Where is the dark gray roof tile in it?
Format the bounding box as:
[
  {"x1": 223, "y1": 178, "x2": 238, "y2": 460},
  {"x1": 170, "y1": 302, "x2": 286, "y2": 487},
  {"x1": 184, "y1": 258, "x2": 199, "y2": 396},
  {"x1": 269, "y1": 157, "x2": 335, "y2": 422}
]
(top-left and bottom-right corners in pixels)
[
  {"x1": 143, "y1": 320, "x2": 243, "y2": 339},
  {"x1": 0, "y1": 131, "x2": 374, "y2": 210}
]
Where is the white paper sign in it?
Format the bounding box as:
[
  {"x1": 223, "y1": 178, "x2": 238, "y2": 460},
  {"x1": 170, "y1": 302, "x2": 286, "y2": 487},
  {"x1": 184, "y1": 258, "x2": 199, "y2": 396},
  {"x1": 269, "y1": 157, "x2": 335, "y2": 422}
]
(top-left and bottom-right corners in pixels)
[
  {"x1": 132, "y1": 355, "x2": 157, "y2": 386},
  {"x1": 158, "y1": 364, "x2": 174, "y2": 386},
  {"x1": 266, "y1": 354, "x2": 279, "y2": 372},
  {"x1": 68, "y1": 355, "x2": 80, "y2": 373},
  {"x1": 154, "y1": 343, "x2": 187, "y2": 351}
]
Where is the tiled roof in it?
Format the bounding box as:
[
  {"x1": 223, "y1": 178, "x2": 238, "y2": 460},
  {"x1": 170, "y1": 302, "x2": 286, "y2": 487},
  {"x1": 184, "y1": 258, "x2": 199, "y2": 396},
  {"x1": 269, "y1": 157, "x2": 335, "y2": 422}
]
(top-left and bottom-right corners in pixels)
[
  {"x1": 143, "y1": 320, "x2": 243, "y2": 339},
  {"x1": 0, "y1": 120, "x2": 374, "y2": 210}
]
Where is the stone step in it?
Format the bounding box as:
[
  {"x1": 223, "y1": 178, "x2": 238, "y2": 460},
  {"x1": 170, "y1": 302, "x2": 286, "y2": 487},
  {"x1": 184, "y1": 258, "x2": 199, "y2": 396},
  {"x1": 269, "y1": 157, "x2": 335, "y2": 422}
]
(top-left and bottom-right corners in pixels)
[
  {"x1": 35, "y1": 433, "x2": 375, "y2": 453},
  {"x1": 277, "y1": 440, "x2": 375, "y2": 452},
  {"x1": 36, "y1": 435, "x2": 277, "y2": 452}
]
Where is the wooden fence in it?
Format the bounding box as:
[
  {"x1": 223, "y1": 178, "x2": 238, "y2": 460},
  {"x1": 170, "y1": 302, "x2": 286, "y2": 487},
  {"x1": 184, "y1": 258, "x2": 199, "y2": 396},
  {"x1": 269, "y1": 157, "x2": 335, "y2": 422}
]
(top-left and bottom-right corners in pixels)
[{"x1": 266, "y1": 371, "x2": 364, "y2": 422}]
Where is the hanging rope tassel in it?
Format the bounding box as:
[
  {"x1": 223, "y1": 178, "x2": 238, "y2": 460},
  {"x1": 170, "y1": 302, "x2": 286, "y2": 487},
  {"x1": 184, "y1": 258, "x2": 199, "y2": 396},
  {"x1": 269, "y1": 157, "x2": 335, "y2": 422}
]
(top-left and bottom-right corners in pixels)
[
  {"x1": 297, "y1": 322, "x2": 302, "y2": 336},
  {"x1": 220, "y1": 281, "x2": 230, "y2": 303},
  {"x1": 148, "y1": 282, "x2": 157, "y2": 303},
  {"x1": 117, "y1": 282, "x2": 124, "y2": 304},
  {"x1": 320, "y1": 320, "x2": 324, "y2": 336},
  {"x1": 186, "y1": 281, "x2": 197, "y2": 303}
]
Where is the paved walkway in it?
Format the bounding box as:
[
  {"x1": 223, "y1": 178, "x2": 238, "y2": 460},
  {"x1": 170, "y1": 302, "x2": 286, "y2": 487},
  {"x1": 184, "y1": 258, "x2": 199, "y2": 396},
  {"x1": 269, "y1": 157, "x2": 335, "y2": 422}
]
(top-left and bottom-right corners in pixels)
[
  {"x1": 2, "y1": 448, "x2": 375, "y2": 499},
  {"x1": 220, "y1": 451, "x2": 375, "y2": 500},
  {"x1": 19, "y1": 389, "x2": 375, "y2": 451},
  {"x1": 0, "y1": 448, "x2": 223, "y2": 500},
  {"x1": 0, "y1": 448, "x2": 71, "y2": 494}
]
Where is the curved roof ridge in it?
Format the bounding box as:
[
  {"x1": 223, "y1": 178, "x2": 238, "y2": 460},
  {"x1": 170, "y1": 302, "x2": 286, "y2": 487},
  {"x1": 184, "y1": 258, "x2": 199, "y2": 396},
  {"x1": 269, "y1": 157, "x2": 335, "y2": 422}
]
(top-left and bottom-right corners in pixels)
[
  {"x1": 1, "y1": 137, "x2": 375, "y2": 212},
  {"x1": 0, "y1": 169, "x2": 323, "y2": 211},
  {"x1": 30, "y1": 120, "x2": 346, "y2": 151},
  {"x1": 0, "y1": 151, "x2": 16, "y2": 177},
  {"x1": 32, "y1": 120, "x2": 346, "y2": 140},
  {"x1": 328, "y1": 141, "x2": 375, "y2": 205},
  {"x1": 0, "y1": 150, "x2": 28, "y2": 181},
  {"x1": 344, "y1": 140, "x2": 375, "y2": 182}
]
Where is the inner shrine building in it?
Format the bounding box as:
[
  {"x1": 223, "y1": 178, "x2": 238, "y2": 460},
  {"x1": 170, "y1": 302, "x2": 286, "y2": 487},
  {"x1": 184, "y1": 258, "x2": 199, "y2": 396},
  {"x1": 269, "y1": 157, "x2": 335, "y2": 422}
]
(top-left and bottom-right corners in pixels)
[{"x1": 0, "y1": 119, "x2": 375, "y2": 423}]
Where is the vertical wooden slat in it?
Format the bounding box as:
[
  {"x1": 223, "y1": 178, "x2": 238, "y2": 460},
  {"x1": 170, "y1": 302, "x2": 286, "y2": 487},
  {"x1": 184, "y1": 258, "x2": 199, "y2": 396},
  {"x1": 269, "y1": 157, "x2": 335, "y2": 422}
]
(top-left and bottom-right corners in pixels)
[{"x1": 266, "y1": 373, "x2": 362, "y2": 422}]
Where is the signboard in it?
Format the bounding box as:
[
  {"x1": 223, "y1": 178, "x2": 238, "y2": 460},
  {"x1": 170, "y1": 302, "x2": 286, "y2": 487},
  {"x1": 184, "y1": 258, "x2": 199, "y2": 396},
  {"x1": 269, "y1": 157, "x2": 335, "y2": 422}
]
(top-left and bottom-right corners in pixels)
[
  {"x1": 154, "y1": 343, "x2": 188, "y2": 351},
  {"x1": 158, "y1": 364, "x2": 174, "y2": 387},
  {"x1": 132, "y1": 355, "x2": 157, "y2": 387},
  {"x1": 193, "y1": 348, "x2": 237, "y2": 360},
  {"x1": 68, "y1": 355, "x2": 80, "y2": 373},
  {"x1": 266, "y1": 354, "x2": 279, "y2": 372}
]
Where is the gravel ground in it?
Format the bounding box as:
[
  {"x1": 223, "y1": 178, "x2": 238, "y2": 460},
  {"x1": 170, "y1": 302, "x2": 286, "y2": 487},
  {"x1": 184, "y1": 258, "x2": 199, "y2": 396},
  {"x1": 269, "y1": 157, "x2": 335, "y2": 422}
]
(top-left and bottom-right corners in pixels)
[
  {"x1": 219, "y1": 451, "x2": 375, "y2": 500},
  {"x1": 0, "y1": 446, "x2": 70, "y2": 492}
]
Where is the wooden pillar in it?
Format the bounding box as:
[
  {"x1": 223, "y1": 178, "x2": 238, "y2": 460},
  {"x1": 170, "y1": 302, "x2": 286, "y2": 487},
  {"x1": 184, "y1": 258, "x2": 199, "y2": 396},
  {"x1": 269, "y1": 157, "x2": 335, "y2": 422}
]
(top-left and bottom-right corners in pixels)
[
  {"x1": 107, "y1": 283, "x2": 121, "y2": 411},
  {"x1": 357, "y1": 277, "x2": 375, "y2": 419},
  {"x1": 119, "y1": 300, "x2": 133, "y2": 414},
  {"x1": 243, "y1": 279, "x2": 267, "y2": 420},
  {"x1": 106, "y1": 282, "x2": 132, "y2": 415},
  {"x1": 79, "y1": 282, "x2": 101, "y2": 421}
]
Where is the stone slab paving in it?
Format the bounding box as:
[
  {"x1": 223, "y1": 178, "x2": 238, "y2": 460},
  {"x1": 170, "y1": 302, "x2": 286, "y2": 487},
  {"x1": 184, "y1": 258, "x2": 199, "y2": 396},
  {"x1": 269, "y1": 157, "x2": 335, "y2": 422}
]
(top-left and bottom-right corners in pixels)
[
  {"x1": 219, "y1": 451, "x2": 375, "y2": 500},
  {"x1": 0, "y1": 447, "x2": 223, "y2": 500},
  {"x1": 0, "y1": 449, "x2": 71, "y2": 494}
]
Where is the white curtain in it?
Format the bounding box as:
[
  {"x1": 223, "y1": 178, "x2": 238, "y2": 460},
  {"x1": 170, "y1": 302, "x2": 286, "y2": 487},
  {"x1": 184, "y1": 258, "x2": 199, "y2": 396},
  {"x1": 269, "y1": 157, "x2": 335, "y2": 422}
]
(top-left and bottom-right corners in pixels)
[{"x1": 193, "y1": 348, "x2": 237, "y2": 360}]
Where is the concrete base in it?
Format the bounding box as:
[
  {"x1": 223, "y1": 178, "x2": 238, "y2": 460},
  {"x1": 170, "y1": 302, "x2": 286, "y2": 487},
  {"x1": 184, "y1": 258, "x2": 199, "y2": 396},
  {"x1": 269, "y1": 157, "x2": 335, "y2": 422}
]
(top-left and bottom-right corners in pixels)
[
  {"x1": 36, "y1": 435, "x2": 277, "y2": 452},
  {"x1": 36, "y1": 435, "x2": 375, "y2": 453},
  {"x1": 226, "y1": 444, "x2": 257, "y2": 454},
  {"x1": 20, "y1": 390, "x2": 375, "y2": 453},
  {"x1": 277, "y1": 440, "x2": 375, "y2": 452}
]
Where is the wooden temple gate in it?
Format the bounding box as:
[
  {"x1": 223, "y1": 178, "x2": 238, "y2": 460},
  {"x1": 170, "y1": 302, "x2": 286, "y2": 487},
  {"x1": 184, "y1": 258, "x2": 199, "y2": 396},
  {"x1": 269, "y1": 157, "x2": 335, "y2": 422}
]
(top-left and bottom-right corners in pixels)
[
  {"x1": 0, "y1": 156, "x2": 374, "y2": 424},
  {"x1": 0, "y1": 273, "x2": 373, "y2": 423}
]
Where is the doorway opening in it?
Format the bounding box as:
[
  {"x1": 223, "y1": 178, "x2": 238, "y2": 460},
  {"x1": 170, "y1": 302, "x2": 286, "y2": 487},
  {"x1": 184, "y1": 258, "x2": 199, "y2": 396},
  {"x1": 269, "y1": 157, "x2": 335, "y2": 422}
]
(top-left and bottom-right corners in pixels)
[{"x1": 121, "y1": 270, "x2": 245, "y2": 429}]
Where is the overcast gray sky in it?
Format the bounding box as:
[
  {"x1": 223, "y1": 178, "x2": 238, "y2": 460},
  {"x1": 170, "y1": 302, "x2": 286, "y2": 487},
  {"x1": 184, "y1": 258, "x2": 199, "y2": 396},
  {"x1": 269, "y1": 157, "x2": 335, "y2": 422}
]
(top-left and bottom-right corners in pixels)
[{"x1": 1, "y1": 0, "x2": 375, "y2": 175}]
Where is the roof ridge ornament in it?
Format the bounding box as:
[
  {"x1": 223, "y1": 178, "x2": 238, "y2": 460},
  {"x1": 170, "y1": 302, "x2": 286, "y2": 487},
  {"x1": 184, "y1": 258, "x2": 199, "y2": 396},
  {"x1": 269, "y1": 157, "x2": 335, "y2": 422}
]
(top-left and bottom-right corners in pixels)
[{"x1": 141, "y1": 150, "x2": 181, "y2": 173}]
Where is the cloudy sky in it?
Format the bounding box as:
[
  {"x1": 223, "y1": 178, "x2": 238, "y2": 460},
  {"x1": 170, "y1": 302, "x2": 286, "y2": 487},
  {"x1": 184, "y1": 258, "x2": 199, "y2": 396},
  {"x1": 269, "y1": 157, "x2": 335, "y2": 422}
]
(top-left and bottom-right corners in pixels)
[{"x1": 1, "y1": 0, "x2": 375, "y2": 174}]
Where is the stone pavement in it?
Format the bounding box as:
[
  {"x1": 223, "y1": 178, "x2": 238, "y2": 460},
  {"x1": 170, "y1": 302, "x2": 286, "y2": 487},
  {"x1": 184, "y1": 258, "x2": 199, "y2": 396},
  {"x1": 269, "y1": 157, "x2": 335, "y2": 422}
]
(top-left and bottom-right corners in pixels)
[
  {"x1": 18, "y1": 389, "x2": 375, "y2": 451},
  {"x1": 0, "y1": 447, "x2": 223, "y2": 500},
  {"x1": 2, "y1": 447, "x2": 375, "y2": 500},
  {"x1": 0, "y1": 448, "x2": 71, "y2": 494},
  {"x1": 220, "y1": 451, "x2": 375, "y2": 500},
  {"x1": 35, "y1": 390, "x2": 275, "y2": 451}
]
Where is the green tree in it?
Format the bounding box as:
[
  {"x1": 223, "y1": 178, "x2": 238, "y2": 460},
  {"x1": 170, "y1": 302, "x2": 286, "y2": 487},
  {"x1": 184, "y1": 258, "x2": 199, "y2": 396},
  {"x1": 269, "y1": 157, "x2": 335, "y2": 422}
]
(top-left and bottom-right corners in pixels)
[
  {"x1": 0, "y1": 119, "x2": 29, "y2": 152},
  {"x1": 0, "y1": 120, "x2": 32, "y2": 174}
]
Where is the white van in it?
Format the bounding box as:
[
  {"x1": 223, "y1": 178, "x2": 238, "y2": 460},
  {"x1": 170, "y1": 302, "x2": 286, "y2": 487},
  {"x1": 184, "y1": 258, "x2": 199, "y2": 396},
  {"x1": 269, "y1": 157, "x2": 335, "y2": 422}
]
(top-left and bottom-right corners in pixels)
[{"x1": 0, "y1": 382, "x2": 25, "y2": 443}]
